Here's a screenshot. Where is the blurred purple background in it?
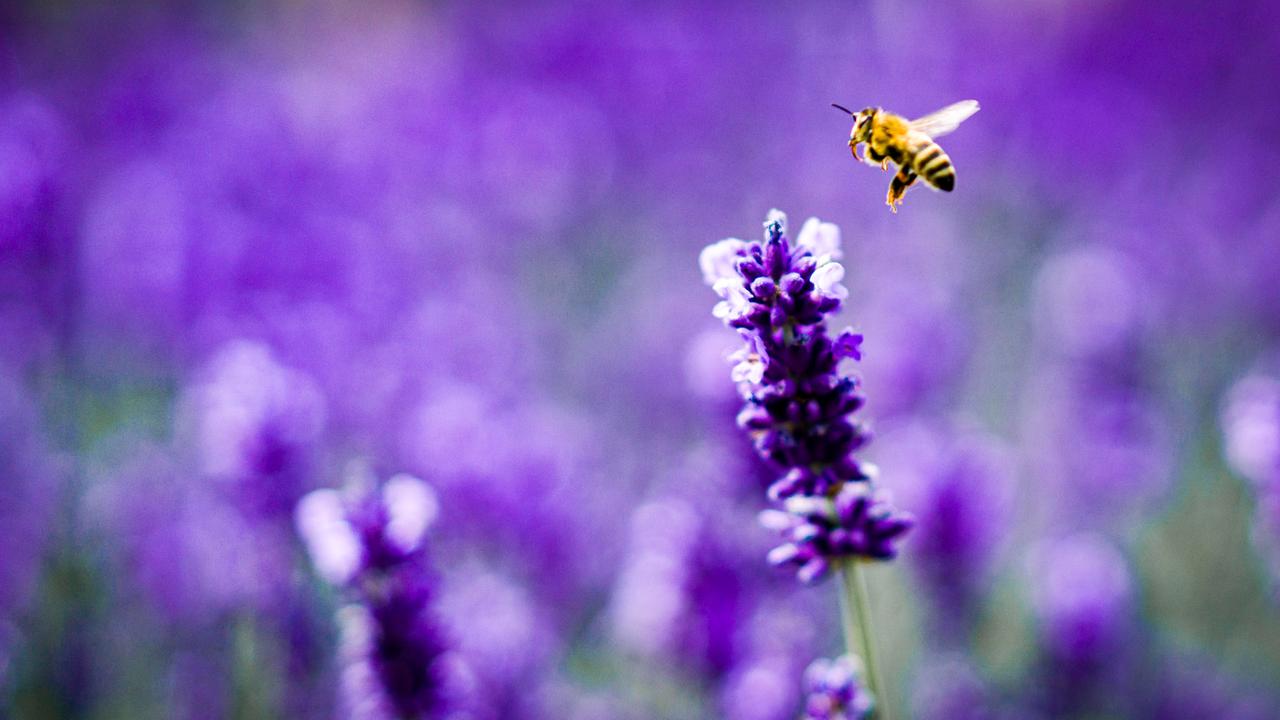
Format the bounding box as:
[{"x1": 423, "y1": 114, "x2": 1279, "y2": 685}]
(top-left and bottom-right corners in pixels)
[{"x1": 2, "y1": 1, "x2": 1280, "y2": 718}]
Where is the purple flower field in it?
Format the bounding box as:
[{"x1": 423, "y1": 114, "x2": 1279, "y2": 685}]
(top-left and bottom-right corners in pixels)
[{"x1": 2, "y1": 1, "x2": 1279, "y2": 718}]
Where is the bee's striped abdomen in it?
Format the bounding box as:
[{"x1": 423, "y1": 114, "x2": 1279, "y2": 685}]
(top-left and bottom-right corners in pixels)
[{"x1": 910, "y1": 138, "x2": 956, "y2": 192}]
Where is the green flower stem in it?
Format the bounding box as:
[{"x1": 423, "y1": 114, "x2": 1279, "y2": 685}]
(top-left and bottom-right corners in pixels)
[{"x1": 837, "y1": 559, "x2": 889, "y2": 720}]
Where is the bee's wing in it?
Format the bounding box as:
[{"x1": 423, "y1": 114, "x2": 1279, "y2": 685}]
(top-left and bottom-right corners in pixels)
[{"x1": 909, "y1": 100, "x2": 979, "y2": 139}]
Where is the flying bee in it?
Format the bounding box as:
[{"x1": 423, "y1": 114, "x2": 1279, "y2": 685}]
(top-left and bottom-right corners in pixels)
[{"x1": 832, "y1": 100, "x2": 980, "y2": 212}]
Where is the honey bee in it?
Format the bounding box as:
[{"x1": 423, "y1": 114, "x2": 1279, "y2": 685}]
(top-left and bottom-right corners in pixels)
[{"x1": 833, "y1": 100, "x2": 979, "y2": 212}]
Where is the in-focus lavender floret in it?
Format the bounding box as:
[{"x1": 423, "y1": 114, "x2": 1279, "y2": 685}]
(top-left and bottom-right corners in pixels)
[
  {"x1": 297, "y1": 469, "x2": 448, "y2": 720},
  {"x1": 801, "y1": 655, "x2": 874, "y2": 720},
  {"x1": 704, "y1": 211, "x2": 876, "y2": 501},
  {"x1": 761, "y1": 482, "x2": 915, "y2": 584}
]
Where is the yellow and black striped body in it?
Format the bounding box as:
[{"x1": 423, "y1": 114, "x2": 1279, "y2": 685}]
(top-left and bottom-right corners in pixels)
[
  {"x1": 843, "y1": 100, "x2": 976, "y2": 211},
  {"x1": 906, "y1": 134, "x2": 955, "y2": 192}
]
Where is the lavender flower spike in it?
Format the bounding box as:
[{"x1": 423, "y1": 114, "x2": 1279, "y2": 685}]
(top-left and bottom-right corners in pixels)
[
  {"x1": 296, "y1": 467, "x2": 449, "y2": 720},
  {"x1": 704, "y1": 211, "x2": 911, "y2": 719},
  {"x1": 704, "y1": 211, "x2": 913, "y2": 579},
  {"x1": 801, "y1": 655, "x2": 874, "y2": 720}
]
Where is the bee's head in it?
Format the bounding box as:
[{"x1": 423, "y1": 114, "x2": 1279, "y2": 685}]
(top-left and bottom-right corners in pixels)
[
  {"x1": 832, "y1": 103, "x2": 876, "y2": 143},
  {"x1": 850, "y1": 107, "x2": 877, "y2": 143}
]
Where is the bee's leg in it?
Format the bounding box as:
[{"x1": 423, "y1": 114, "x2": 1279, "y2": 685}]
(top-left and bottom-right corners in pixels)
[{"x1": 886, "y1": 166, "x2": 918, "y2": 213}]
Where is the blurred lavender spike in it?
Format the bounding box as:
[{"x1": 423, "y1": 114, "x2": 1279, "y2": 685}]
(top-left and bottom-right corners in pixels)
[
  {"x1": 297, "y1": 467, "x2": 451, "y2": 719},
  {"x1": 1222, "y1": 370, "x2": 1280, "y2": 598},
  {"x1": 882, "y1": 422, "x2": 1015, "y2": 639},
  {"x1": 1028, "y1": 533, "x2": 1134, "y2": 713},
  {"x1": 182, "y1": 340, "x2": 327, "y2": 521},
  {"x1": 1222, "y1": 372, "x2": 1280, "y2": 492},
  {"x1": 801, "y1": 655, "x2": 874, "y2": 720}
]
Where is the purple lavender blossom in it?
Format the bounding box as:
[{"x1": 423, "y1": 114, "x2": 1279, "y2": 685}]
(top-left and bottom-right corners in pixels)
[
  {"x1": 800, "y1": 655, "x2": 873, "y2": 720},
  {"x1": 702, "y1": 212, "x2": 912, "y2": 583},
  {"x1": 396, "y1": 385, "x2": 622, "y2": 622},
  {"x1": 1023, "y1": 362, "x2": 1172, "y2": 526},
  {"x1": 1024, "y1": 246, "x2": 1172, "y2": 526},
  {"x1": 1031, "y1": 245, "x2": 1146, "y2": 361},
  {"x1": 296, "y1": 468, "x2": 450, "y2": 719},
  {"x1": 1028, "y1": 533, "x2": 1134, "y2": 712},
  {"x1": 610, "y1": 499, "x2": 705, "y2": 660},
  {"x1": 760, "y1": 483, "x2": 914, "y2": 585}
]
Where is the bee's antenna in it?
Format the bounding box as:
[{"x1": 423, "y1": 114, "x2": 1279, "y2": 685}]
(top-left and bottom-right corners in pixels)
[{"x1": 831, "y1": 103, "x2": 855, "y2": 115}]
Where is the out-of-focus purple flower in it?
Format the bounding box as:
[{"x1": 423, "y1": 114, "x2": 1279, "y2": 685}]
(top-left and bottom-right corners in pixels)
[
  {"x1": 800, "y1": 655, "x2": 873, "y2": 720},
  {"x1": 1223, "y1": 369, "x2": 1280, "y2": 597},
  {"x1": 1024, "y1": 244, "x2": 1172, "y2": 526},
  {"x1": 397, "y1": 384, "x2": 620, "y2": 620},
  {"x1": 880, "y1": 422, "x2": 1014, "y2": 634},
  {"x1": 0, "y1": 92, "x2": 69, "y2": 372},
  {"x1": 610, "y1": 499, "x2": 703, "y2": 659},
  {"x1": 0, "y1": 92, "x2": 66, "y2": 249},
  {"x1": 722, "y1": 653, "x2": 800, "y2": 720},
  {"x1": 609, "y1": 494, "x2": 765, "y2": 680},
  {"x1": 179, "y1": 340, "x2": 326, "y2": 520},
  {"x1": 296, "y1": 469, "x2": 449, "y2": 719},
  {"x1": 1028, "y1": 534, "x2": 1133, "y2": 676},
  {"x1": 1222, "y1": 372, "x2": 1280, "y2": 491},
  {"x1": 761, "y1": 482, "x2": 914, "y2": 584},
  {"x1": 720, "y1": 602, "x2": 824, "y2": 720},
  {"x1": 436, "y1": 561, "x2": 555, "y2": 718}
]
